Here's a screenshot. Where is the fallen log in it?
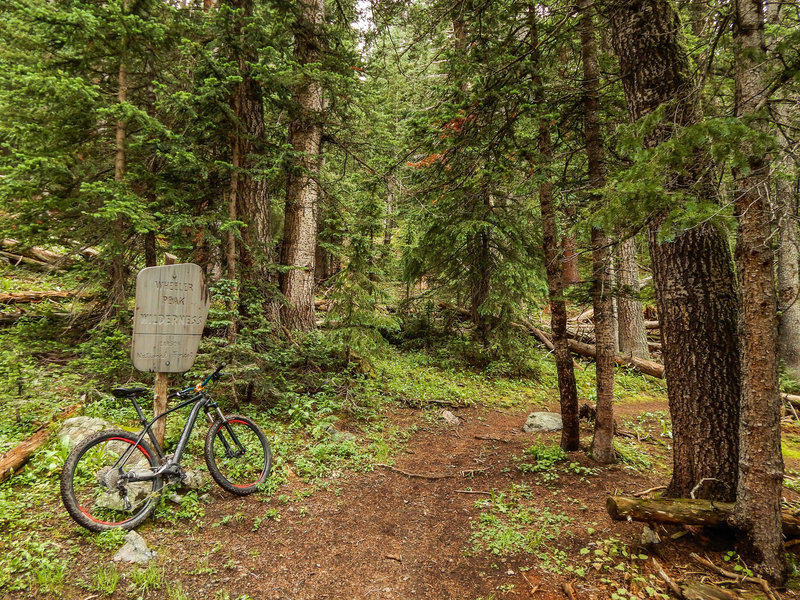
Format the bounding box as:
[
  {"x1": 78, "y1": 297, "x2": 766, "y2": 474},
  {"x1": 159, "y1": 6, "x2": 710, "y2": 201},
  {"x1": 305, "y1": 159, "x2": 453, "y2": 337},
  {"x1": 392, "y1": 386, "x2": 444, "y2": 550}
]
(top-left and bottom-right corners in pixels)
[
  {"x1": 645, "y1": 320, "x2": 660, "y2": 329},
  {"x1": 0, "y1": 404, "x2": 81, "y2": 483},
  {"x1": 0, "y1": 250, "x2": 56, "y2": 271},
  {"x1": 518, "y1": 318, "x2": 555, "y2": 351},
  {"x1": 606, "y1": 495, "x2": 800, "y2": 537},
  {"x1": 568, "y1": 339, "x2": 665, "y2": 378},
  {"x1": 782, "y1": 393, "x2": 800, "y2": 411},
  {"x1": 0, "y1": 291, "x2": 92, "y2": 304}
]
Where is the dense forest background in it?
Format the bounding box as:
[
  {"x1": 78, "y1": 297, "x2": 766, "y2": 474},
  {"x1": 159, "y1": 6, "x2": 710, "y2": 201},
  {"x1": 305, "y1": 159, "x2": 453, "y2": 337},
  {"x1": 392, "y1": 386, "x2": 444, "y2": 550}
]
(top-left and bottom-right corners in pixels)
[{"x1": 2, "y1": 0, "x2": 800, "y2": 593}]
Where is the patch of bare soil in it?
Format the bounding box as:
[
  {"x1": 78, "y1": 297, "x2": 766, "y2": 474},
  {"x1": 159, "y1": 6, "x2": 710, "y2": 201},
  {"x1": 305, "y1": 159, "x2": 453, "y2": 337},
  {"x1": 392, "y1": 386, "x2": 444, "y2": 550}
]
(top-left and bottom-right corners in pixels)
[{"x1": 43, "y1": 399, "x2": 799, "y2": 600}]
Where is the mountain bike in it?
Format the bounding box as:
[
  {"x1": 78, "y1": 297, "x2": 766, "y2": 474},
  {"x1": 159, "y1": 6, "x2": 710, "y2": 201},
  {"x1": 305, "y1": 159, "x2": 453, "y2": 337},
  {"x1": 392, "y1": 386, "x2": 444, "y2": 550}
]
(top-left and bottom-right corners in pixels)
[{"x1": 60, "y1": 363, "x2": 271, "y2": 532}]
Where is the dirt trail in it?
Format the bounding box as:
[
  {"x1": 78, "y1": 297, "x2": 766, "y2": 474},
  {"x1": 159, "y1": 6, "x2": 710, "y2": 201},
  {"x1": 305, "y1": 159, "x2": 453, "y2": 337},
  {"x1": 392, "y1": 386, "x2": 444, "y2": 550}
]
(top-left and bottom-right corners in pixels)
[{"x1": 148, "y1": 406, "x2": 666, "y2": 600}]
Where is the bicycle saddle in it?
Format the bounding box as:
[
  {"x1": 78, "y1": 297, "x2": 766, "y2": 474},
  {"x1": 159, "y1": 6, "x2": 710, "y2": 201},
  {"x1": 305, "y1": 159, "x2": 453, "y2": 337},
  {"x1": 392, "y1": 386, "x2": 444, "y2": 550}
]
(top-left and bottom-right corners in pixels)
[{"x1": 111, "y1": 387, "x2": 149, "y2": 398}]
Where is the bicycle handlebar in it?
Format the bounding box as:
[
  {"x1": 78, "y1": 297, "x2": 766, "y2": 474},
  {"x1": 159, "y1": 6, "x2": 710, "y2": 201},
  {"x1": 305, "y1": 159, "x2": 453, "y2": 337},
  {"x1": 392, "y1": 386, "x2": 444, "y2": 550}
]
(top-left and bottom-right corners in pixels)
[
  {"x1": 201, "y1": 362, "x2": 226, "y2": 387},
  {"x1": 167, "y1": 363, "x2": 226, "y2": 399}
]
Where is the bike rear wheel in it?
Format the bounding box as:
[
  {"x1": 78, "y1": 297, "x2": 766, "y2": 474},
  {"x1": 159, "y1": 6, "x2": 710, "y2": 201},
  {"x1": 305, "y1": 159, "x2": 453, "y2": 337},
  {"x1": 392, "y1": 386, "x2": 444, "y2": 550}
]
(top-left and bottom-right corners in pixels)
[
  {"x1": 204, "y1": 415, "x2": 271, "y2": 495},
  {"x1": 60, "y1": 430, "x2": 162, "y2": 531}
]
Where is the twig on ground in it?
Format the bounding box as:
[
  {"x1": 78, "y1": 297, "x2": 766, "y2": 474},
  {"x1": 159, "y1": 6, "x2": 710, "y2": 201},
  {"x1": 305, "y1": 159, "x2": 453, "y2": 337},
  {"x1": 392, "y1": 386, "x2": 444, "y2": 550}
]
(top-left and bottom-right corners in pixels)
[
  {"x1": 375, "y1": 464, "x2": 455, "y2": 480},
  {"x1": 521, "y1": 571, "x2": 539, "y2": 593},
  {"x1": 633, "y1": 485, "x2": 667, "y2": 498},
  {"x1": 384, "y1": 554, "x2": 402, "y2": 562},
  {"x1": 474, "y1": 435, "x2": 512, "y2": 443},
  {"x1": 786, "y1": 397, "x2": 800, "y2": 422},
  {"x1": 690, "y1": 553, "x2": 778, "y2": 600},
  {"x1": 561, "y1": 582, "x2": 577, "y2": 600},
  {"x1": 652, "y1": 558, "x2": 685, "y2": 599}
]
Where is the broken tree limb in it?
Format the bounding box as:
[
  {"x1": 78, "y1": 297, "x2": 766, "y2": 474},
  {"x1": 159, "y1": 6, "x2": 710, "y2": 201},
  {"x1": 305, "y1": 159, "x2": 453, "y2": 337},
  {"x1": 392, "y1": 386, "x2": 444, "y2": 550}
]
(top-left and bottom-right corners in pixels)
[
  {"x1": 606, "y1": 496, "x2": 800, "y2": 537},
  {"x1": 518, "y1": 318, "x2": 555, "y2": 351},
  {"x1": 0, "y1": 404, "x2": 81, "y2": 483},
  {"x1": 0, "y1": 250, "x2": 56, "y2": 271},
  {"x1": 568, "y1": 339, "x2": 665, "y2": 378},
  {"x1": 375, "y1": 463, "x2": 456, "y2": 480},
  {"x1": 690, "y1": 553, "x2": 777, "y2": 600},
  {"x1": 0, "y1": 291, "x2": 93, "y2": 304},
  {"x1": 782, "y1": 393, "x2": 800, "y2": 411}
]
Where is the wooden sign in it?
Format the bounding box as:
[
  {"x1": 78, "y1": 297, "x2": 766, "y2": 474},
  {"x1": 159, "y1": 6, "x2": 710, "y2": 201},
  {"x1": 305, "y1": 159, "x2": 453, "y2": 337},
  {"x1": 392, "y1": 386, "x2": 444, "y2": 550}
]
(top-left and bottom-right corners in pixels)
[{"x1": 131, "y1": 263, "x2": 210, "y2": 373}]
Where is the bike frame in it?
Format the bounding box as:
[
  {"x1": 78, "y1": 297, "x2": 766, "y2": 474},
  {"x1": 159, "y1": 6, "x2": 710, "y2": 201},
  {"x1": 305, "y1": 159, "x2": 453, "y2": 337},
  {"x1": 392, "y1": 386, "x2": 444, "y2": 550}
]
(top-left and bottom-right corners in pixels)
[{"x1": 114, "y1": 368, "x2": 236, "y2": 483}]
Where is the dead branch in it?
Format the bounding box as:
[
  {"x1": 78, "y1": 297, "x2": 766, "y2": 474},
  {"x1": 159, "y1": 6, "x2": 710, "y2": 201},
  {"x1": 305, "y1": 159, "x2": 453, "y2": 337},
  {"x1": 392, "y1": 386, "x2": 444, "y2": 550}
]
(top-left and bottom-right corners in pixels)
[
  {"x1": 375, "y1": 464, "x2": 455, "y2": 480},
  {"x1": 561, "y1": 582, "x2": 577, "y2": 600},
  {"x1": 653, "y1": 558, "x2": 686, "y2": 599},
  {"x1": 690, "y1": 553, "x2": 777, "y2": 600},
  {"x1": 0, "y1": 291, "x2": 93, "y2": 304},
  {"x1": 632, "y1": 485, "x2": 667, "y2": 498},
  {"x1": 0, "y1": 404, "x2": 81, "y2": 483}
]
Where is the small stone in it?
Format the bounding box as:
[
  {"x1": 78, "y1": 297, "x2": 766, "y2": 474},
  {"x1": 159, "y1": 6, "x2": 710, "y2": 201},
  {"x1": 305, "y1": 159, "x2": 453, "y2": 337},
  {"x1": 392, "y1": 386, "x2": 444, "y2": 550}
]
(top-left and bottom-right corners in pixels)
[
  {"x1": 641, "y1": 525, "x2": 661, "y2": 546},
  {"x1": 199, "y1": 493, "x2": 213, "y2": 504},
  {"x1": 522, "y1": 412, "x2": 563, "y2": 433},
  {"x1": 325, "y1": 425, "x2": 357, "y2": 442},
  {"x1": 440, "y1": 410, "x2": 460, "y2": 426},
  {"x1": 180, "y1": 469, "x2": 209, "y2": 490},
  {"x1": 113, "y1": 531, "x2": 156, "y2": 564},
  {"x1": 167, "y1": 493, "x2": 183, "y2": 505}
]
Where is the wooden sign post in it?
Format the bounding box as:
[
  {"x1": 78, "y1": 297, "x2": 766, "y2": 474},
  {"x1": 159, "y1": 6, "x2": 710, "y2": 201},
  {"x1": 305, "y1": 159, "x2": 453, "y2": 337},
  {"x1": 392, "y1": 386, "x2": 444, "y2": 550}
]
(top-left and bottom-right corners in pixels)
[{"x1": 132, "y1": 263, "x2": 210, "y2": 446}]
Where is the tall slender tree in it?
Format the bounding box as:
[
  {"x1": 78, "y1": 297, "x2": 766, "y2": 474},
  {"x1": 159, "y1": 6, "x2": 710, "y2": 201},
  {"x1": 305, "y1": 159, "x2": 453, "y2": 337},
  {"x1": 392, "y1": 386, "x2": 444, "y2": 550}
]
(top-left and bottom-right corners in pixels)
[
  {"x1": 530, "y1": 7, "x2": 580, "y2": 451},
  {"x1": 730, "y1": 0, "x2": 786, "y2": 582},
  {"x1": 580, "y1": 0, "x2": 615, "y2": 463},
  {"x1": 281, "y1": 0, "x2": 327, "y2": 331}
]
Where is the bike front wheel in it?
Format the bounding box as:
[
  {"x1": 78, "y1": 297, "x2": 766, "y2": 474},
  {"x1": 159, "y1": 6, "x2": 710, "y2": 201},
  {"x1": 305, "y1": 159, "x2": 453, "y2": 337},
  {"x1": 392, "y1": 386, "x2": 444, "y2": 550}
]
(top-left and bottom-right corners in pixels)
[
  {"x1": 60, "y1": 430, "x2": 163, "y2": 531},
  {"x1": 204, "y1": 415, "x2": 271, "y2": 495}
]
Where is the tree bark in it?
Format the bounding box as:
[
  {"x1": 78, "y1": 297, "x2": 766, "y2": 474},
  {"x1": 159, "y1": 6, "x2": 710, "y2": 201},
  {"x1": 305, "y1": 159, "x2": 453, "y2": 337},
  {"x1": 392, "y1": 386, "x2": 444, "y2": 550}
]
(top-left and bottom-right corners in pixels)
[
  {"x1": 531, "y1": 9, "x2": 579, "y2": 452},
  {"x1": 775, "y1": 100, "x2": 800, "y2": 378},
  {"x1": 610, "y1": 0, "x2": 742, "y2": 502},
  {"x1": 280, "y1": 0, "x2": 326, "y2": 331},
  {"x1": 616, "y1": 236, "x2": 650, "y2": 359},
  {"x1": 580, "y1": 0, "x2": 615, "y2": 464},
  {"x1": 225, "y1": 0, "x2": 280, "y2": 336},
  {"x1": 730, "y1": 0, "x2": 786, "y2": 583},
  {"x1": 109, "y1": 3, "x2": 129, "y2": 315}
]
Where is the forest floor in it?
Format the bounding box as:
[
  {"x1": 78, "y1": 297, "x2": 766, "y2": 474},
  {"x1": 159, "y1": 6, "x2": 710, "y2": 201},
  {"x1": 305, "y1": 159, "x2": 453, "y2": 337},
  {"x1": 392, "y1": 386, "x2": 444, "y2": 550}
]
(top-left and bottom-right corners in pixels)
[{"x1": 4, "y1": 385, "x2": 800, "y2": 600}]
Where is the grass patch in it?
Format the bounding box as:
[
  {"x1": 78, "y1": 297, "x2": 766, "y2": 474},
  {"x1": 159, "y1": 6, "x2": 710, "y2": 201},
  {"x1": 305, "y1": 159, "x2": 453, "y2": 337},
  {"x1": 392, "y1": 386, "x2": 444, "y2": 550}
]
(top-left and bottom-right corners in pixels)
[{"x1": 468, "y1": 483, "x2": 572, "y2": 558}]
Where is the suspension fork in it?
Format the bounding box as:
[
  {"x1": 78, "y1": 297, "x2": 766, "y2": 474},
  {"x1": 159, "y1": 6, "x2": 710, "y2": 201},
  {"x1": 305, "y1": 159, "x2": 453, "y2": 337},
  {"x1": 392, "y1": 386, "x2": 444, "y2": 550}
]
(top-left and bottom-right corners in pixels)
[{"x1": 205, "y1": 403, "x2": 245, "y2": 457}]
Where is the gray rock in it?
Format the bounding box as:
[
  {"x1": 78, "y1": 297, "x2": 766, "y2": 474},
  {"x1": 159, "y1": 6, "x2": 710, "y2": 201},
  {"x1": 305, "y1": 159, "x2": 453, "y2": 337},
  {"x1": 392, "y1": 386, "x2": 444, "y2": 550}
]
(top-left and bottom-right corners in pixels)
[
  {"x1": 641, "y1": 525, "x2": 661, "y2": 546},
  {"x1": 522, "y1": 412, "x2": 563, "y2": 433},
  {"x1": 326, "y1": 425, "x2": 357, "y2": 443},
  {"x1": 58, "y1": 417, "x2": 113, "y2": 448},
  {"x1": 180, "y1": 469, "x2": 209, "y2": 490},
  {"x1": 440, "y1": 410, "x2": 460, "y2": 426},
  {"x1": 113, "y1": 531, "x2": 156, "y2": 564},
  {"x1": 167, "y1": 493, "x2": 183, "y2": 505}
]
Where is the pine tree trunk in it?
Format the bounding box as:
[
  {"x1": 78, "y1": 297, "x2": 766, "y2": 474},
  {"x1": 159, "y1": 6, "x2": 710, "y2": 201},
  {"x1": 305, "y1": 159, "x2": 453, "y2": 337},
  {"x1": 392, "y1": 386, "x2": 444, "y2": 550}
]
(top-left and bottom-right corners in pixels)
[
  {"x1": 109, "y1": 10, "x2": 129, "y2": 315},
  {"x1": 531, "y1": 8, "x2": 579, "y2": 451},
  {"x1": 730, "y1": 0, "x2": 786, "y2": 583},
  {"x1": 230, "y1": 0, "x2": 279, "y2": 327},
  {"x1": 617, "y1": 237, "x2": 649, "y2": 359},
  {"x1": 580, "y1": 0, "x2": 615, "y2": 464},
  {"x1": 280, "y1": 0, "x2": 326, "y2": 331},
  {"x1": 610, "y1": 0, "x2": 741, "y2": 501},
  {"x1": 775, "y1": 101, "x2": 800, "y2": 378}
]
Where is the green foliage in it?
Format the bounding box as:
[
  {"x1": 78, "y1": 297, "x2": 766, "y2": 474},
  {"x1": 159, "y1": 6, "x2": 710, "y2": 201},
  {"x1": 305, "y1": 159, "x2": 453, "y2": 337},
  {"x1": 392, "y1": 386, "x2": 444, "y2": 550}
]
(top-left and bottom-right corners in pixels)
[
  {"x1": 468, "y1": 483, "x2": 572, "y2": 562},
  {"x1": 130, "y1": 564, "x2": 165, "y2": 594}
]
